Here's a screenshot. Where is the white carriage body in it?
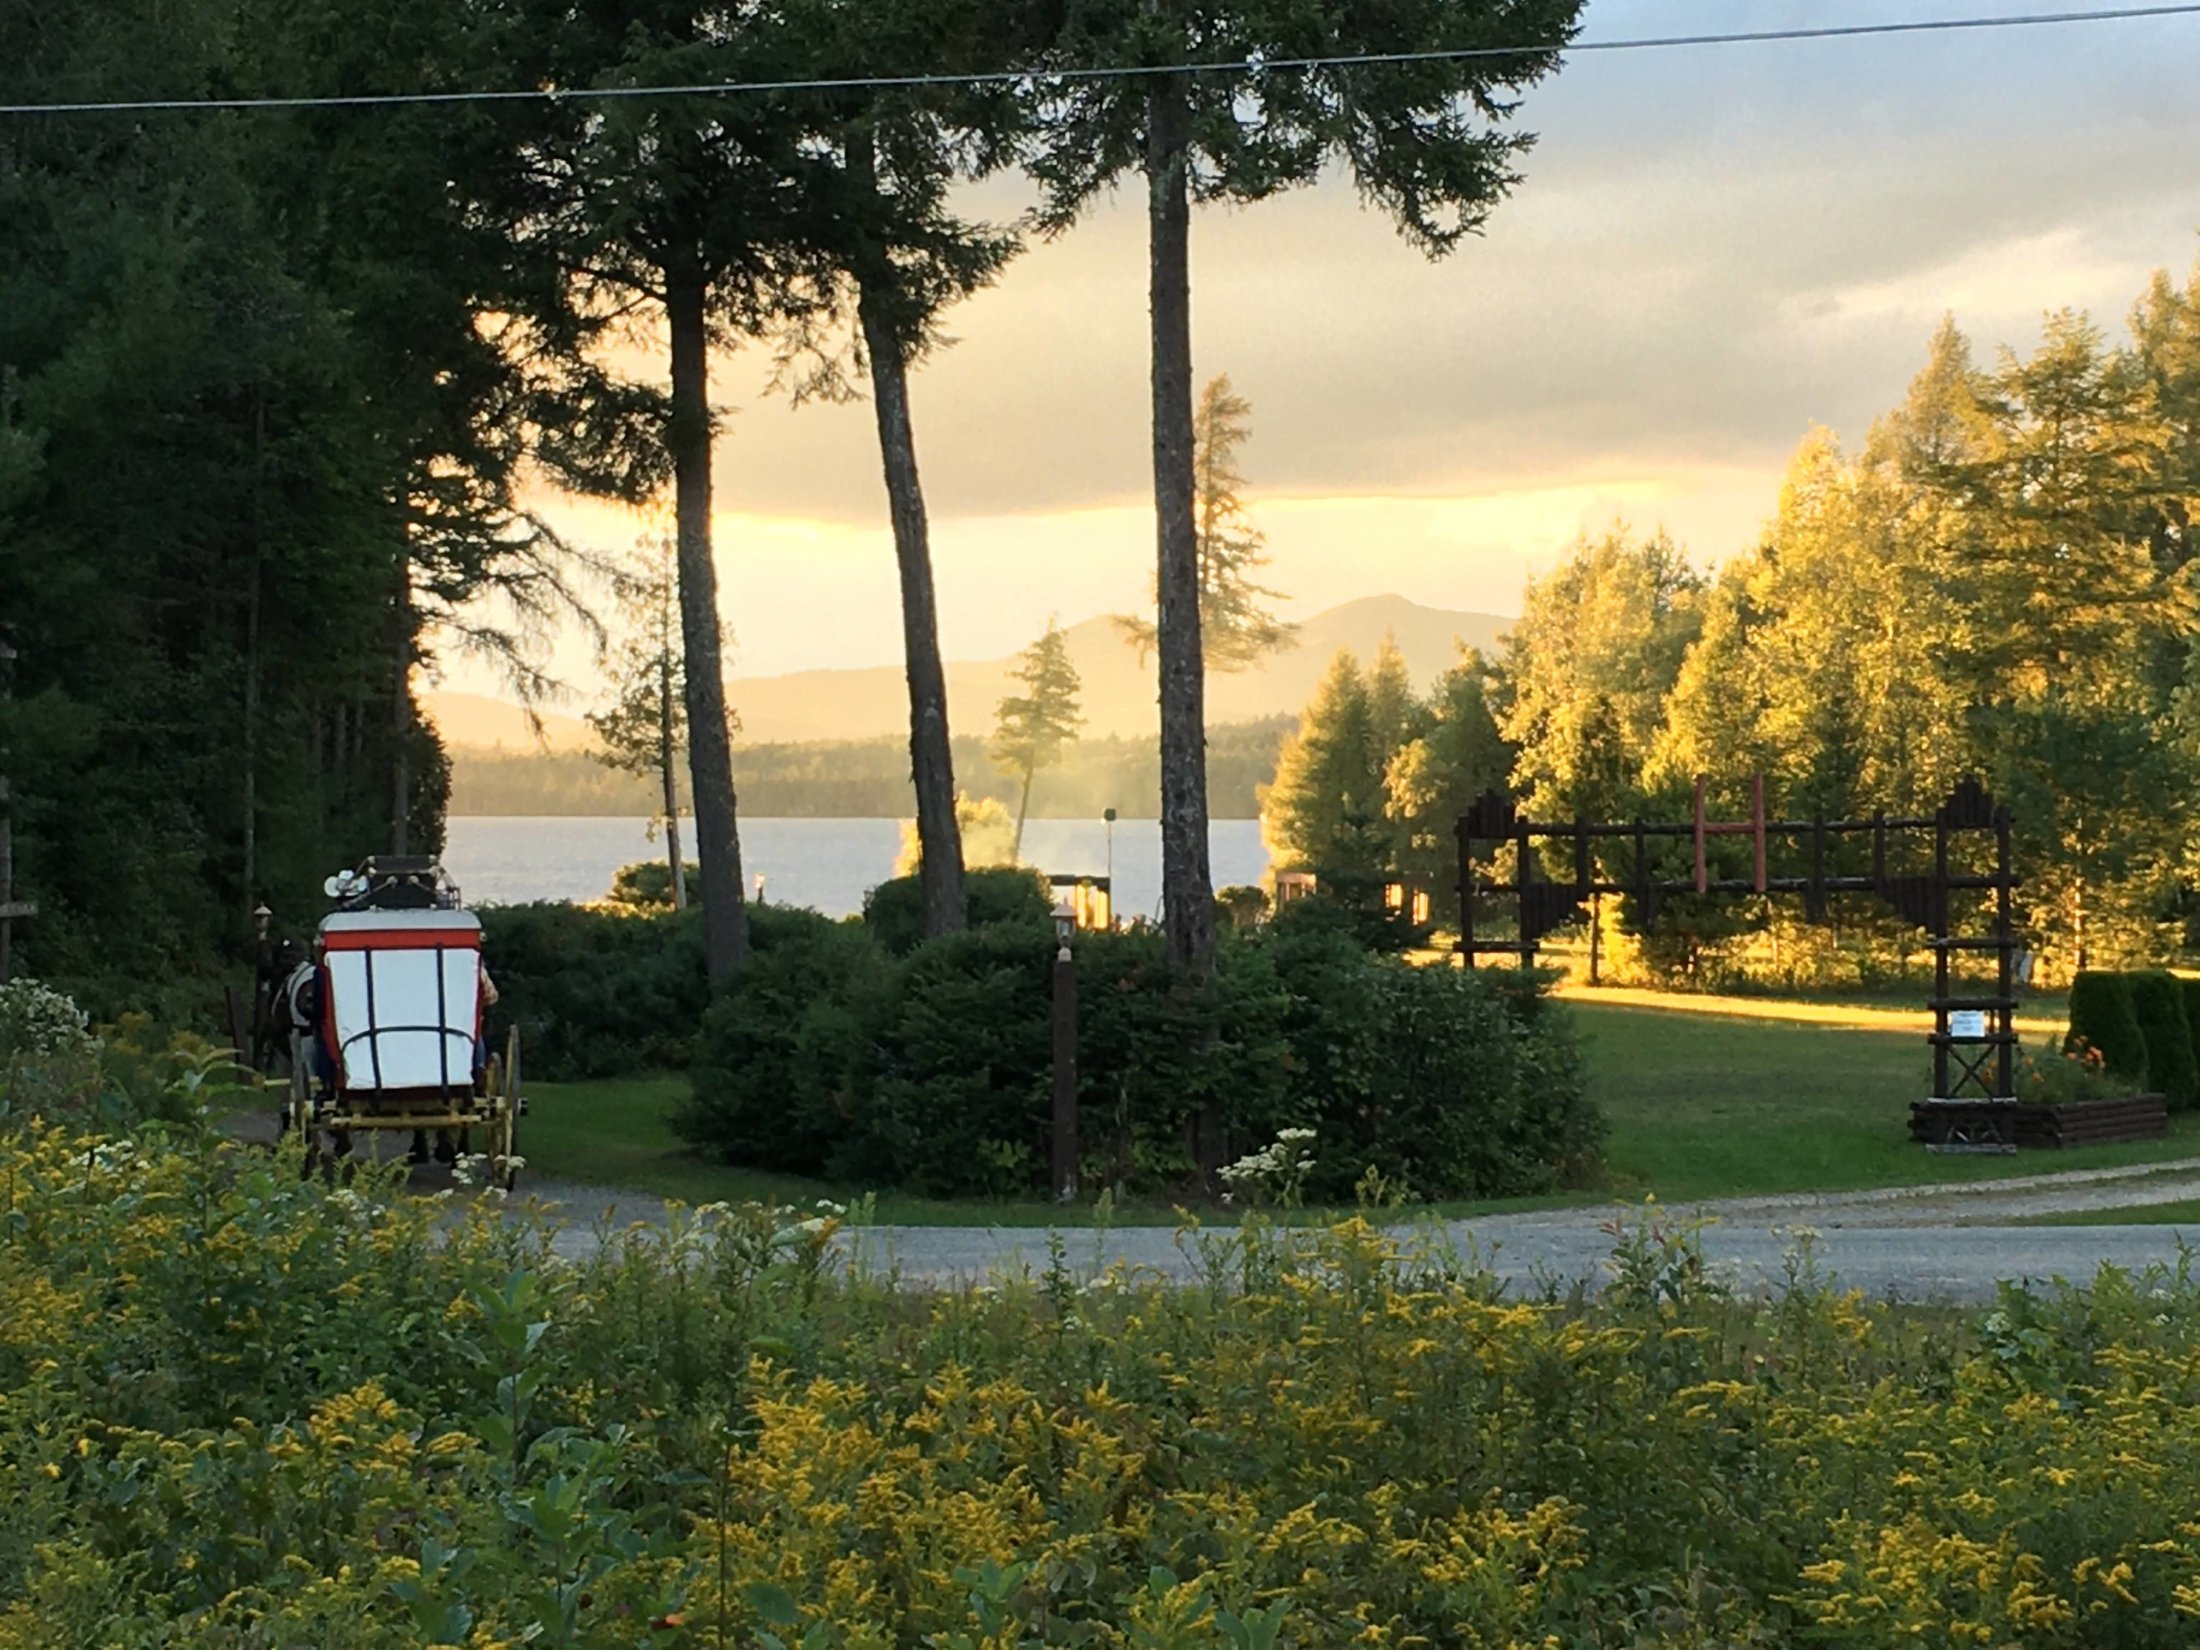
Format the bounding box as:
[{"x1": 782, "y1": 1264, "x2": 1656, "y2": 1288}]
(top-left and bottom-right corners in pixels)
[{"x1": 318, "y1": 909, "x2": 482, "y2": 1093}]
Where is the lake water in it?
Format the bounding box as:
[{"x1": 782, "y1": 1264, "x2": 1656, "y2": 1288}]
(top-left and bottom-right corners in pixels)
[{"x1": 443, "y1": 816, "x2": 1271, "y2": 921}]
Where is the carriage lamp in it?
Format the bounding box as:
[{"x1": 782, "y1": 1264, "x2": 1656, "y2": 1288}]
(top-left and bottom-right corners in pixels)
[{"x1": 1053, "y1": 900, "x2": 1077, "y2": 950}]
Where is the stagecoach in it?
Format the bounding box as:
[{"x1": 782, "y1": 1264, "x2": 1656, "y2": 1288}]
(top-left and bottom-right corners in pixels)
[{"x1": 284, "y1": 857, "x2": 523, "y2": 1189}]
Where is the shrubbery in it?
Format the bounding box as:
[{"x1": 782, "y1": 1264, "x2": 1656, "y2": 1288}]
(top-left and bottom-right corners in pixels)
[
  {"x1": 2066, "y1": 968, "x2": 2149, "y2": 1080},
  {"x1": 2062, "y1": 967, "x2": 2200, "y2": 1111},
  {"x1": 480, "y1": 900, "x2": 850, "y2": 1080},
  {"x1": 488, "y1": 867, "x2": 1597, "y2": 1199},
  {"x1": 0, "y1": 978, "x2": 245, "y2": 1131},
  {"x1": 2130, "y1": 969, "x2": 2200, "y2": 1111},
  {"x1": 17, "y1": 1128, "x2": 2200, "y2": 1644},
  {"x1": 683, "y1": 908, "x2": 1602, "y2": 1202},
  {"x1": 859, "y1": 864, "x2": 1053, "y2": 955}
]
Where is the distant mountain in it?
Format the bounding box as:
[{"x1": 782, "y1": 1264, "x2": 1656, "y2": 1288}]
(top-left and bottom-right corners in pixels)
[
  {"x1": 423, "y1": 693, "x2": 597, "y2": 752},
  {"x1": 720, "y1": 595, "x2": 1508, "y2": 744},
  {"x1": 425, "y1": 594, "x2": 1509, "y2": 750}
]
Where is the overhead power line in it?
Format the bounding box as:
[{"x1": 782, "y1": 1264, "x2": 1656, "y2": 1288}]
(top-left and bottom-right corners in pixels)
[{"x1": 2, "y1": 4, "x2": 2195, "y2": 118}]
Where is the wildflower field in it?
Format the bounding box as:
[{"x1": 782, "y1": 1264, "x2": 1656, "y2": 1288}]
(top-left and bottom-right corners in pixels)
[{"x1": 9, "y1": 1126, "x2": 2200, "y2": 1647}]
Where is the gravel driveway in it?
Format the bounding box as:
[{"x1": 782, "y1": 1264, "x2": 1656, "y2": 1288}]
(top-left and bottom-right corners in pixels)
[
  {"x1": 510, "y1": 1157, "x2": 2200, "y2": 1304},
  {"x1": 231, "y1": 1109, "x2": 2200, "y2": 1303}
]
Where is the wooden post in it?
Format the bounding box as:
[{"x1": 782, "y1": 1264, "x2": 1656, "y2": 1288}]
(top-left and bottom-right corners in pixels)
[
  {"x1": 0, "y1": 641, "x2": 33, "y2": 984},
  {"x1": 1692, "y1": 774, "x2": 1708, "y2": 895},
  {"x1": 1051, "y1": 938, "x2": 1078, "y2": 1202},
  {"x1": 1750, "y1": 773, "x2": 1767, "y2": 894},
  {"x1": 1932, "y1": 807, "x2": 1951, "y2": 1103},
  {"x1": 1995, "y1": 804, "x2": 2015, "y2": 1102}
]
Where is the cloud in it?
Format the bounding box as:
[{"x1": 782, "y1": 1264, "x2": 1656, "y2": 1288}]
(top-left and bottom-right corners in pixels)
[{"x1": 442, "y1": 0, "x2": 2200, "y2": 693}]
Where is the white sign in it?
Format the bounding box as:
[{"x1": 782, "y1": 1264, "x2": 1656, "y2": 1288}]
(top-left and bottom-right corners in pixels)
[{"x1": 1948, "y1": 1010, "x2": 1988, "y2": 1040}]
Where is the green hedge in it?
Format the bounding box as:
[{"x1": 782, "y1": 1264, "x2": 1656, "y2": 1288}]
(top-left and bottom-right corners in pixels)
[
  {"x1": 2183, "y1": 977, "x2": 2200, "y2": 1089},
  {"x1": 683, "y1": 919, "x2": 1602, "y2": 1203},
  {"x1": 480, "y1": 901, "x2": 843, "y2": 1080},
  {"x1": 2066, "y1": 969, "x2": 2148, "y2": 1081},
  {"x1": 2131, "y1": 969, "x2": 2200, "y2": 1112}
]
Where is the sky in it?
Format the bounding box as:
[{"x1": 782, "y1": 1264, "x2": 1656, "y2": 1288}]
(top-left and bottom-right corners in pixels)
[{"x1": 443, "y1": 0, "x2": 2200, "y2": 703}]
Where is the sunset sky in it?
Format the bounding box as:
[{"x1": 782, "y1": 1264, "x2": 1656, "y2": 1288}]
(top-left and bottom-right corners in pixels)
[{"x1": 448, "y1": 0, "x2": 2200, "y2": 702}]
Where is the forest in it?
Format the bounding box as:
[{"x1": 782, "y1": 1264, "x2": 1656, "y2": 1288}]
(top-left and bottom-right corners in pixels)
[
  {"x1": 448, "y1": 720, "x2": 1292, "y2": 819},
  {"x1": 1, "y1": 0, "x2": 1585, "y2": 1005},
  {"x1": 1262, "y1": 283, "x2": 2200, "y2": 985}
]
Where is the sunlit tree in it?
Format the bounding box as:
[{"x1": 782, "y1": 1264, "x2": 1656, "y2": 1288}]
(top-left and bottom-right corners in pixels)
[
  {"x1": 1119, "y1": 375, "x2": 1295, "y2": 671},
  {"x1": 587, "y1": 530, "x2": 690, "y2": 911},
  {"x1": 990, "y1": 620, "x2": 1084, "y2": 860}
]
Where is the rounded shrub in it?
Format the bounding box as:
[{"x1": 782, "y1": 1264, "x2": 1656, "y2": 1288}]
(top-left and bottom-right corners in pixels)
[
  {"x1": 2066, "y1": 969, "x2": 2148, "y2": 1082},
  {"x1": 860, "y1": 865, "x2": 1052, "y2": 956},
  {"x1": 678, "y1": 909, "x2": 887, "y2": 1175},
  {"x1": 2128, "y1": 970, "x2": 2200, "y2": 1110},
  {"x1": 836, "y1": 923, "x2": 1055, "y2": 1195}
]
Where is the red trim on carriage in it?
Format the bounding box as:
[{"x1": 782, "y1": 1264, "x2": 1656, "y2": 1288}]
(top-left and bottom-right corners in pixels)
[{"x1": 320, "y1": 929, "x2": 482, "y2": 953}]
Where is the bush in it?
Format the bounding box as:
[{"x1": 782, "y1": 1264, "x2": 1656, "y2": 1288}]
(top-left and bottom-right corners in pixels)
[
  {"x1": 603, "y1": 858, "x2": 699, "y2": 910},
  {"x1": 860, "y1": 865, "x2": 1052, "y2": 956},
  {"x1": 1275, "y1": 870, "x2": 1433, "y2": 953},
  {"x1": 2183, "y1": 975, "x2": 2200, "y2": 1076},
  {"x1": 2130, "y1": 969, "x2": 2200, "y2": 1111},
  {"x1": 684, "y1": 914, "x2": 1596, "y2": 1202},
  {"x1": 27, "y1": 1129, "x2": 2200, "y2": 1645},
  {"x1": 2066, "y1": 968, "x2": 2148, "y2": 1081},
  {"x1": 478, "y1": 903, "x2": 708, "y2": 1079},
  {"x1": 0, "y1": 980, "x2": 241, "y2": 1132},
  {"x1": 480, "y1": 901, "x2": 846, "y2": 1080},
  {"x1": 677, "y1": 911, "x2": 890, "y2": 1176}
]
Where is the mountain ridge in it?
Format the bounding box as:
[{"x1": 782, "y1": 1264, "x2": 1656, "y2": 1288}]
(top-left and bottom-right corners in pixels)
[{"x1": 425, "y1": 593, "x2": 1510, "y2": 750}]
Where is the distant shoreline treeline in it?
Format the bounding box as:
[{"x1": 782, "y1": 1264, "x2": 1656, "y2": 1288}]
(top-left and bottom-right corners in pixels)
[{"x1": 447, "y1": 718, "x2": 1294, "y2": 820}]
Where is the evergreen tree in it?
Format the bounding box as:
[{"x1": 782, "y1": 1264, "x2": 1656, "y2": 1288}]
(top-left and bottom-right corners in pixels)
[
  {"x1": 508, "y1": 0, "x2": 850, "y2": 983},
  {"x1": 1261, "y1": 651, "x2": 1390, "y2": 876},
  {"x1": 586, "y1": 530, "x2": 690, "y2": 912},
  {"x1": 776, "y1": 0, "x2": 1034, "y2": 940},
  {"x1": 990, "y1": 622, "x2": 1085, "y2": 860},
  {"x1": 1385, "y1": 648, "x2": 1511, "y2": 882},
  {"x1": 1030, "y1": 0, "x2": 1585, "y2": 979},
  {"x1": 1119, "y1": 375, "x2": 1296, "y2": 670}
]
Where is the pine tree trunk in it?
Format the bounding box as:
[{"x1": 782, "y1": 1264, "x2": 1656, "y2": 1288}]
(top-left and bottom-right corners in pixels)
[
  {"x1": 243, "y1": 391, "x2": 265, "y2": 906},
  {"x1": 658, "y1": 649, "x2": 687, "y2": 913},
  {"x1": 855, "y1": 233, "x2": 964, "y2": 935},
  {"x1": 390, "y1": 558, "x2": 411, "y2": 857},
  {"x1": 666, "y1": 266, "x2": 750, "y2": 982},
  {"x1": 1014, "y1": 766, "x2": 1035, "y2": 864},
  {"x1": 1146, "y1": 73, "x2": 1215, "y2": 981}
]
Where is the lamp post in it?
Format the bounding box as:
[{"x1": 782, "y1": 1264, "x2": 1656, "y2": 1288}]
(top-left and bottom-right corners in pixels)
[
  {"x1": 1103, "y1": 807, "x2": 1116, "y2": 930},
  {"x1": 1050, "y1": 900, "x2": 1078, "y2": 1203}
]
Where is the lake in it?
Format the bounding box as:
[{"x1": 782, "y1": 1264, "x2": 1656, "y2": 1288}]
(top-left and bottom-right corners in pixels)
[{"x1": 443, "y1": 816, "x2": 1272, "y2": 921}]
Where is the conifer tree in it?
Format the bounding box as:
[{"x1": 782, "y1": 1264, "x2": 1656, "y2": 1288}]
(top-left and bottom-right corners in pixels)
[
  {"x1": 587, "y1": 530, "x2": 690, "y2": 911},
  {"x1": 1261, "y1": 651, "x2": 1390, "y2": 876},
  {"x1": 990, "y1": 621, "x2": 1085, "y2": 860},
  {"x1": 1030, "y1": 0, "x2": 1584, "y2": 978},
  {"x1": 1119, "y1": 375, "x2": 1296, "y2": 671},
  {"x1": 777, "y1": 0, "x2": 1032, "y2": 939}
]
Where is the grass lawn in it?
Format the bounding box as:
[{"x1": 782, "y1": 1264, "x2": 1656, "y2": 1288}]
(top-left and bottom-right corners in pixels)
[
  {"x1": 2017, "y1": 1199, "x2": 2200, "y2": 1228},
  {"x1": 1576, "y1": 998, "x2": 2200, "y2": 1201},
  {"x1": 520, "y1": 987, "x2": 2200, "y2": 1221}
]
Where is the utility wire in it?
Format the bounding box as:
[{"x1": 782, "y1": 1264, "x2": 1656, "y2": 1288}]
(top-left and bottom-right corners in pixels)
[{"x1": 2, "y1": 4, "x2": 2195, "y2": 117}]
